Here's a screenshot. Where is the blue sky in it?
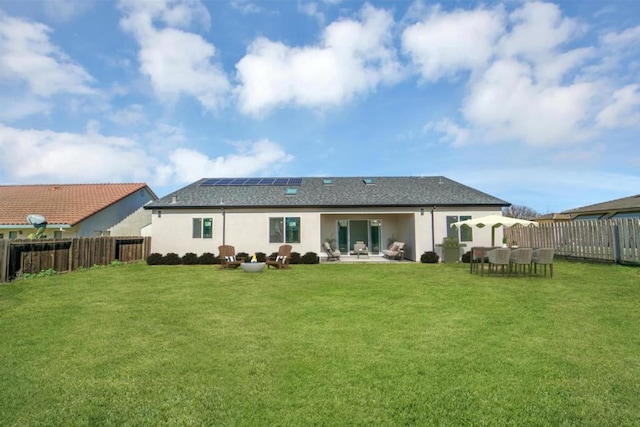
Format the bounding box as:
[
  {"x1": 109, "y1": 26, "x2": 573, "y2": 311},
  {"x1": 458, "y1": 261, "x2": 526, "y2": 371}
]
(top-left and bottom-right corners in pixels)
[{"x1": 0, "y1": 0, "x2": 639, "y2": 213}]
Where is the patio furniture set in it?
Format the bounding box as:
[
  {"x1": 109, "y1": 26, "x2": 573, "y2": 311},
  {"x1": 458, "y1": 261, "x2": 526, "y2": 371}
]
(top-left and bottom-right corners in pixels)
[
  {"x1": 470, "y1": 246, "x2": 555, "y2": 277},
  {"x1": 323, "y1": 241, "x2": 406, "y2": 261},
  {"x1": 218, "y1": 244, "x2": 291, "y2": 272}
]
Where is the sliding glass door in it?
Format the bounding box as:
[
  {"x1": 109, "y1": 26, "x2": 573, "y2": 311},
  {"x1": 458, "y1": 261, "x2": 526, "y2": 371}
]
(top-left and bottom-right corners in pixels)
[{"x1": 336, "y1": 219, "x2": 382, "y2": 255}]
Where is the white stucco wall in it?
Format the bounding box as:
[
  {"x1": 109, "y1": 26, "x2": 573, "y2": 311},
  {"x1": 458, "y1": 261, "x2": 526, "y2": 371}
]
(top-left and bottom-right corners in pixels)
[{"x1": 149, "y1": 206, "x2": 505, "y2": 261}]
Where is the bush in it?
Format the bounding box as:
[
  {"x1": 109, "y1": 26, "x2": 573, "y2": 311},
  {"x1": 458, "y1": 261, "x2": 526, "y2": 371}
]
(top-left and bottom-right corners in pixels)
[
  {"x1": 421, "y1": 251, "x2": 440, "y2": 263},
  {"x1": 268, "y1": 252, "x2": 278, "y2": 261},
  {"x1": 146, "y1": 253, "x2": 163, "y2": 265},
  {"x1": 198, "y1": 252, "x2": 216, "y2": 265},
  {"x1": 182, "y1": 252, "x2": 199, "y2": 265},
  {"x1": 255, "y1": 252, "x2": 267, "y2": 262},
  {"x1": 289, "y1": 252, "x2": 302, "y2": 264},
  {"x1": 301, "y1": 251, "x2": 319, "y2": 264},
  {"x1": 237, "y1": 252, "x2": 249, "y2": 261},
  {"x1": 162, "y1": 253, "x2": 182, "y2": 265},
  {"x1": 461, "y1": 251, "x2": 471, "y2": 263}
]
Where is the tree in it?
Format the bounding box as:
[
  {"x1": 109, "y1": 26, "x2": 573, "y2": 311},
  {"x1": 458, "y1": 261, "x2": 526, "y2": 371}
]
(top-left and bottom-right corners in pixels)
[{"x1": 503, "y1": 205, "x2": 539, "y2": 219}]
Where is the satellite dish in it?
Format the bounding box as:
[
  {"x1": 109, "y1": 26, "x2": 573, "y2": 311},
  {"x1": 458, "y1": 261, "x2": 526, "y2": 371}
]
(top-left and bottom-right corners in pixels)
[{"x1": 27, "y1": 214, "x2": 46, "y2": 226}]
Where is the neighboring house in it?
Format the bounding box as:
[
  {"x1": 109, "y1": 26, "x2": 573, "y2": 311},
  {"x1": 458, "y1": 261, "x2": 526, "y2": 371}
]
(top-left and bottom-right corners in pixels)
[
  {"x1": 532, "y1": 213, "x2": 573, "y2": 224},
  {"x1": 146, "y1": 176, "x2": 510, "y2": 261},
  {"x1": 562, "y1": 194, "x2": 640, "y2": 220},
  {"x1": 0, "y1": 183, "x2": 157, "y2": 239}
]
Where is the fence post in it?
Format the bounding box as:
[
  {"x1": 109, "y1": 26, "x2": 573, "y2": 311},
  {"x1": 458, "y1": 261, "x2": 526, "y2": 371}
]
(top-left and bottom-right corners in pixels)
[{"x1": 612, "y1": 223, "x2": 621, "y2": 263}]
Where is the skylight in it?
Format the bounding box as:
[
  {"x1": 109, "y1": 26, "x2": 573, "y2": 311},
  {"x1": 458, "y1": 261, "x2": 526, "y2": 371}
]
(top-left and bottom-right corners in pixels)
[
  {"x1": 323, "y1": 178, "x2": 333, "y2": 185},
  {"x1": 363, "y1": 178, "x2": 375, "y2": 185},
  {"x1": 285, "y1": 188, "x2": 298, "y2": 195}
]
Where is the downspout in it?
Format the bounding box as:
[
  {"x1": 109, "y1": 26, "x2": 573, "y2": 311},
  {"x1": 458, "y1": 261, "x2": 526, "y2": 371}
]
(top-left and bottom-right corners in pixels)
[
  {"x1": 431, "y1": 207, "x2": 436, "y2": 251},
  {"x1": 221, "y1": 206, "x2": 226, "y2": 245}
]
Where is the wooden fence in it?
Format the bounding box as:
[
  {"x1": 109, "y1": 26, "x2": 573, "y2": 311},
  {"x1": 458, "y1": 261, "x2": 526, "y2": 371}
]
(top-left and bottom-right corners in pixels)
[
  {"x1": 505, "y1": 218, "x2": 640, "y2": 264},
  {"x1": 0, "y1": 236, "x2": 151, "y2": 283}
]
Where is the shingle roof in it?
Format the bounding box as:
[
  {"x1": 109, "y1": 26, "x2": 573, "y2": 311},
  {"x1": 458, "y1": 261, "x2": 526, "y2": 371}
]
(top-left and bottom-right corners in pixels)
[
  {"x1": 148, "y1": 176, "x2": 509, "y2": 209},
  {"x1": 562, "y1": 194, "x2": 640, "y2": 215},
  {"x1": 0, "y1": 183, "x2": 155, "y2": 226}
]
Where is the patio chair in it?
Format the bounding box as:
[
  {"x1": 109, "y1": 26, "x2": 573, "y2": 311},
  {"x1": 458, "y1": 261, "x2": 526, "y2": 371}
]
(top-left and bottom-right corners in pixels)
[
  {"x1": 509, "y1": 248, "x2": 533, "y2": 276},
  {"x1": 382, "y1": 242, "x2": 405, "y2": 260},
  {"x1": 532, "y1": 248, "x2": 555, "y2": 278},
  {"x1": 487, "y1": 248, "x2": 511, "y2": 276},
  {"x1": 353, "y1": 241, "x2": 368, "y2": 258},
  {"x1": 323, "y1": 242, "x2": 341, "y2": 261},
  {"x1": 218, "y1": 245, "x2": 245, "y2": 269},
  {"x1": 266, "y1": 244, "x2": 292, "y2": 269}
]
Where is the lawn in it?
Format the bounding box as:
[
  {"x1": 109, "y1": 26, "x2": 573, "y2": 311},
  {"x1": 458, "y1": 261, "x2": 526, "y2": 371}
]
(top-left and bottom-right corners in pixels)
[{"x1": 1, "y1": 261, "x2": 639, "y2": 426}]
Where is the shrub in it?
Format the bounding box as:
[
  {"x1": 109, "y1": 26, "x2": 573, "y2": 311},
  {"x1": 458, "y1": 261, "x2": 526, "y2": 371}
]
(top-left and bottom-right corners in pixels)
[
  {"x1": 255, "y1": 252, "x2": 267, "y2": 262},
  {"x1": 268, "y1": 252, "x2": 278, "y2": 261},
  {"x1": 162, "y1": 253, "x2": 182, "y2": 265},
  {"x1": 289, "y1": 252, "x2": 302, "y2": 264},
  {"x1": 421, "y1": 251, "x2": 440, "y2": 263},
  {"x1": 146, "y1": 253, "x2": 163, "y2": 265},
  {"x1": 237, "y1": 252, "x2": 249, "y2": 261},
  {"x1": 301, "y1": 251, "x2": 319, "y2": 264},
  {"x1": 461, "y1": 251, "x2": 471, "y2": 263},
  {"x1": 198, "y1": 252, "x2": 216, "y2": 265},
  {"x1": 182, "y1": 252, "x2": 199, "y2": 265}
]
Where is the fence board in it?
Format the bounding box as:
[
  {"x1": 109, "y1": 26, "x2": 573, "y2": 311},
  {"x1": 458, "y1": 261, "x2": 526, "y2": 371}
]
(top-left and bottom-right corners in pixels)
[
  {"x1": 2, "y1": 236, "x2": 150, "y2": 282},
  {"x1": 505, "y1": 219, "x2": 639, "y2": 264}
]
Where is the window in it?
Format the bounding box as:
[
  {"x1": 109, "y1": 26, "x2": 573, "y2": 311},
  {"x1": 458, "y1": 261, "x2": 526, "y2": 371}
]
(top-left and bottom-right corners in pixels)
[
  {"x1": 9, "y1": 231, "x2": 18, "y2": 239},
  {"x1": 459, "y1": 215, "x2": 473, "y2": 242},
  {"x1": 285, "y1": 188, "x2": 298, "y2": 195},
  {"x1": 193, "y1": 218, "x2": 213, "y2": 239},
  {"x1": 446, "y1": 216, "x2": 458, "y2": 238},
  {"x1": 269, "y1": 217, "x2": 300, "y2": 243},
  {"x1": 323, "y1": 178, "x2": 333, "y2": 185}
]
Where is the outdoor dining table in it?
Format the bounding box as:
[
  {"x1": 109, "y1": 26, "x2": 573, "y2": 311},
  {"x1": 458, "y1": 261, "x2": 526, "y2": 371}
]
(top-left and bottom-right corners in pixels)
[{"x1": 470, "y1": 246, "x2": 499, "y2": 276}]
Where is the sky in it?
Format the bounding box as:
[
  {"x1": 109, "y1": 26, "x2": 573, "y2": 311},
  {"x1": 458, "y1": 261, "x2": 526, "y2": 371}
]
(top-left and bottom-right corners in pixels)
[{"x1": 0, "y1": 0, "x2": 639, "y2": 214}]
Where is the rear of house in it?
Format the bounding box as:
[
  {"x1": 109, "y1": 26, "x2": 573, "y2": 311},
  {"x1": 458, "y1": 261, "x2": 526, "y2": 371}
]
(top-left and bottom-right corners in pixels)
[{"x1": 146, "y1": 176, "x2": 510, "y2": 262}]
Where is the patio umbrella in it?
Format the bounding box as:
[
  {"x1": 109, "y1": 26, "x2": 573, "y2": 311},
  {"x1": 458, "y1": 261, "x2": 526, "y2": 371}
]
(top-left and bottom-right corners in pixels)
[{"x1": 450, "y1": 214, "x2": 538, "y2": 246}]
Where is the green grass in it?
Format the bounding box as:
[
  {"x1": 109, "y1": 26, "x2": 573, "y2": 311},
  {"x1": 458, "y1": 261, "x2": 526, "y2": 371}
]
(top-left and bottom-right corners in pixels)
[{"x1": 1, "y1": 261, "x2": 639, "y2": 426}]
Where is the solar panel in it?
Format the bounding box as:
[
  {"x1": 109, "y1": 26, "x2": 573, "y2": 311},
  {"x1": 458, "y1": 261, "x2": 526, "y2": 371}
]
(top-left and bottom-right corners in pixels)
[{"x1": 200, "y1": 177, "x2": 303, "y2": 186}]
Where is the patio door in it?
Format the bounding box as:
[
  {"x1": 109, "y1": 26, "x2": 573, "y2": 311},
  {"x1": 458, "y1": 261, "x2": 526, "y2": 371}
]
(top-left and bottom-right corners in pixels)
[{"x1": 336, "y1": 219, "x2": 382, "y2": 255}]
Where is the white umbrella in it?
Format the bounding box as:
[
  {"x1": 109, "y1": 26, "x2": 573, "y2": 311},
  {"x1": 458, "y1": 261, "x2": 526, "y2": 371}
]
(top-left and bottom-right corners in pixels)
[{"x1": 450, "y1": 214, "x2": 538, "y2": 246}]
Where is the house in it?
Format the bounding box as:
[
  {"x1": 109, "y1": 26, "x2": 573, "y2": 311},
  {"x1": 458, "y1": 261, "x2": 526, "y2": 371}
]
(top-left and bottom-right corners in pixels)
[
  {"x1": 0, "y1": 183, "x2": 157, "y2": 239},
  {"x1": 532, "y1": 212, "x2": 573, "y2": 224},
  {"x1": 145, "y1": 176, "x2": 510, "y2": 261},
  {"x1": 562, "y1": 194, "x2": 640, "y2": 220}
]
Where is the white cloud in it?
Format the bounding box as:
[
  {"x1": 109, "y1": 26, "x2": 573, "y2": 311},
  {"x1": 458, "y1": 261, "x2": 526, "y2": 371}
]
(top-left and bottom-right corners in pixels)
[
  {"x1": 0, "y1": 13, "x2": 94, "y2": 98},
  {"x1": 235, "y1": 4, "x2": 402, "y2": 115},
  {"x1": 108, "y1": 104, "x2": 147, "y2": 126},
  {"x1": 0, "y1": 96, "x2": 50, "y2": 122},
  {"x1": 401, "y1": 6, "x2": 504, "y2": 81},
  {"x1": 404, "y1": 2, "x2": 607, "y2": 147},
  {"x1": 43, "y1": 0, "x2": 95, "y2": 23},
  {"x1": 498, "y1": 2, "x2": 583, "y2": 61},
  {"x1": 119, "y1": 0, "x2": 230, "y2": 111},
  {"x1": 157, "y1": 139, "x2": 294, "y2": 185},
  {"x1": 596, "y1": 84, "x2": 640, "y2": 128},
  {"x1": 464, "y1": 59, "x2": 596, "y2": 146},
  {"x1": 0, "y1": 124, "x2": 151, "y2": 183}
]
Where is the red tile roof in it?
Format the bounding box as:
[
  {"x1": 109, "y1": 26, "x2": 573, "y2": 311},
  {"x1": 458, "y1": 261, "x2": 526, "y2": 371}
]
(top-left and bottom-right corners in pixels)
[{"x1": 0, "y1": 183, "x2": 155, "y2": 226}]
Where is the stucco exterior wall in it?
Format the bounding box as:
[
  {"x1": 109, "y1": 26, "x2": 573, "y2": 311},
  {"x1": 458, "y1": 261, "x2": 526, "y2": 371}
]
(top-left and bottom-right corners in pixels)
[{"x1": 149, "y1": 206, "x2": 505, "y2": 261}]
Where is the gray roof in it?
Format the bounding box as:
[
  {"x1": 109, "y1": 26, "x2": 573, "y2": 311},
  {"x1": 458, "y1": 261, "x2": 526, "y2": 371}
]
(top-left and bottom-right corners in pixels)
[
  {"x1": 563, "y1": 194, "x2": 640, "y2": 215},
  {"x1": 147, "y1": 176, "x2": 510, "y2": 209}
]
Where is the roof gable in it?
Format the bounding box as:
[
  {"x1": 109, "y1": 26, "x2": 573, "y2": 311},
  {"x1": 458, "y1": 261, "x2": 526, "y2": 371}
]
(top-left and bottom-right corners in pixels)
[
  {"x1": 148, "y1": 176, "x2": 509, "y2": 209},
  {"x1": 0, "y1": 183, "x2": 155, "y2": 226}
]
